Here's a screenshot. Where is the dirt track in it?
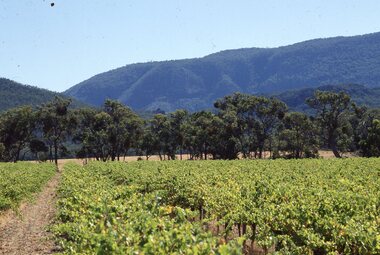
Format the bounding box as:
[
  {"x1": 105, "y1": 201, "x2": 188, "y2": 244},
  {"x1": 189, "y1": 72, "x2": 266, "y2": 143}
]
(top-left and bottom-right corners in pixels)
[{"x1": 0, "y1": 172, "x2": 60, "y2": 255}]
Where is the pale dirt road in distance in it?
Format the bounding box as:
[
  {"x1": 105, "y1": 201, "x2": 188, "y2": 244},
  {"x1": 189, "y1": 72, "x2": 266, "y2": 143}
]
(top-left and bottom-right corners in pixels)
[{"x1": 58, "y1": 150, "x2": 350, "y2": 165}]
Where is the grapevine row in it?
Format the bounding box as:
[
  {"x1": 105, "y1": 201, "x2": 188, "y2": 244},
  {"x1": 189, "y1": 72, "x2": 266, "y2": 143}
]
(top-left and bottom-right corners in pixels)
[{"x1": 54, "y1": 158, "x2": 380, "y2": 254}]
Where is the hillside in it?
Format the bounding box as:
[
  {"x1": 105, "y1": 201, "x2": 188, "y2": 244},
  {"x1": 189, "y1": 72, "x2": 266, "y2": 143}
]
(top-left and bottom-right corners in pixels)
[
  {"x1": 273, "y1": 84, "x2": 380, "y2": 113},
  {"x1": 65, "y1": 32, "x2": 380, "y2": 112},
  {"x1": 0, "y1": 78, "x2": 86, "y2": 112}
]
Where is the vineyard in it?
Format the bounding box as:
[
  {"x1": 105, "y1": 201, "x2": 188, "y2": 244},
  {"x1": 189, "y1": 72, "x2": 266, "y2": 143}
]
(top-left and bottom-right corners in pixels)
[
  {"x1": 0, "y1": 162, "x2": 56, "y2": 212},
  {"x1": 53, "y1": 159, "x2": 380, "y2": 254}
]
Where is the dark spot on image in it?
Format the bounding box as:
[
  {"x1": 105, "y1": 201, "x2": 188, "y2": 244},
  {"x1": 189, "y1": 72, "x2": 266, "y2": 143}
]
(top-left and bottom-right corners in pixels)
[{"x1": 50, "y1": 3, "x2": 55, "y2": 7}]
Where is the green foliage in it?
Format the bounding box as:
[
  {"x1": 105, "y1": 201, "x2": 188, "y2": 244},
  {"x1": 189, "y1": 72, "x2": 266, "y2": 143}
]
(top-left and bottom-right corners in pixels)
[
  {"x1": 214, "y1": 93, "x2": 287, "y2": 159},
  {"x1": 65, "y1": 32, "x2": 380, "y2": 112},
  {"x1": 182, "y1": 111, "x2": 222, "y2": 160},
  {"x1": 274, "y1": 84, "x2": 380, "y2": 113},
  {"x1": 0, "y1": 162, "x2": 55, "y2": 211},
  {"x1": 278, "y1": 112, "x2": 319, "y2": 158},
  {"x1": 53, "y1": 163, "x2": 242, "y2": 254},
  {"x1": 359, "y1": 119, "x2": 380, "y2": 157},
  {"x1": 147, "y1": 114, "x2": 175, "y2": 159},
  {"x1": 307, "y1": 91, "x2": 353, "y2": 157},
  {"x1": 0, "y1": 106, "x2": 36, "y2": 162},
  {"x1": 74, "y1": 100, "x2": 144, "y2": 161},
  {"x1": 29, "y1": 138, "x2": 49, "y2": 161},
  {"x1": 0, "y1": 90, "x2": 379, "y2": 162},
  {"x1": 169, "y1": 110, "x2": 189, "y2": 159},
  {"x1": 54, "y1": 159, "x2": 380, "y2": 254},
  {"x1": 140, "y1": 110, "x2": 189, "y2": 160},
  {"x1": 0, "y1": 143, "x2": 4, "y2": 159},
  {"x1": 75, "y1": 109, "x2": 113, "y2": 161},
  {"x1": 103, "y1": 99, "x2": 144, "y2": 161},
  {"x1": 38, "y1": 97, "x2": 77, "y2": 165}
]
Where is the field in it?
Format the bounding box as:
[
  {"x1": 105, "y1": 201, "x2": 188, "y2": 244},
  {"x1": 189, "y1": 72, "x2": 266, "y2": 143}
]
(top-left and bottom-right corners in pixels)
[
  {"x1": 53, "y1": 158, "x2": 380, "y2": 255},
  {"x1": 0, "y1": 162, "x2": 56, "y2": 212}
]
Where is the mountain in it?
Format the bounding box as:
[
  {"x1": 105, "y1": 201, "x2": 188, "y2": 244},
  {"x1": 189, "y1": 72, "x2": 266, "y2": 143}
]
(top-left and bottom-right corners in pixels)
[
  {"x1": 65, "y1": 32, "x2": 380, "y2": 112},
  {"x1": 273, "y1": 84, "x2": 380, "y2": 113},
  {"x1": 0, "y1": 78, "x2": 86, "y2": 112}
]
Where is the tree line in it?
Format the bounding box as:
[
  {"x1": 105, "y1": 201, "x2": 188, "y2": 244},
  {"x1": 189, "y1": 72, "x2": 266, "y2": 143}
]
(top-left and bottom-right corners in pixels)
[{"x1": 0, "y1": 90, "x2": 379, "y2": 164}]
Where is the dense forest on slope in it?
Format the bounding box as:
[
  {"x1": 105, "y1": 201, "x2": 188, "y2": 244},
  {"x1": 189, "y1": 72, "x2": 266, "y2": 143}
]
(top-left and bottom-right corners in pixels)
[
  {"x1": 274, "y1": 84, "x2": 380, "y2": 112},
  {"x1": 0, "y1": 78, "x2": 86, "y2": 112},
  {"x1": 65, "y1": 32, "x2": 380, "y2": 112}
]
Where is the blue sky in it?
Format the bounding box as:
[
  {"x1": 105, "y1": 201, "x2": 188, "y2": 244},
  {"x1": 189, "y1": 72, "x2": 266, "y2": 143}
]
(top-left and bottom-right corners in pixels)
[{"x1": 1, "y1": 0, "x2": 380, "y2": 92}]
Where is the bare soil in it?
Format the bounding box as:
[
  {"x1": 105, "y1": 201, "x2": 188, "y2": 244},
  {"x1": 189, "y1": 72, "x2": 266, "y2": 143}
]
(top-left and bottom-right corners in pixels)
[
  {"x1": 56, "y1": 150, "x2": 345, "y2": 165},
  {"x1": 0, "y1": 171, "x2": 61, "y2": 255}
]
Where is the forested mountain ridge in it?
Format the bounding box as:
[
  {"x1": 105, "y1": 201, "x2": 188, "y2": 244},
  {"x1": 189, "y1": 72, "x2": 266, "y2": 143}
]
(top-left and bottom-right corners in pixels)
[
  {"x1": 64, "y1": 32, "x2": 380, "y2": 112},
  {"x1": 274, "y1": 84, "x2": 380, "y2": 113},
  {"x1": 0, "y1": 78, "x2": 86, "y2": 112}
]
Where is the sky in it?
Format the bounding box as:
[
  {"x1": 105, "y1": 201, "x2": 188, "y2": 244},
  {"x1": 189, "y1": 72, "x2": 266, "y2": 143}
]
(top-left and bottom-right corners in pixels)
[{"x1": 1, "y1": 0, "x2": 380, "y2": 92}]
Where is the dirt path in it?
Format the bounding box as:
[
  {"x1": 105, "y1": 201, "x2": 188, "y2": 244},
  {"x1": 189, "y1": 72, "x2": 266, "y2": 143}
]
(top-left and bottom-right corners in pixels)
[{"x1": 0, "y1": 169, "x2": 61, "y2": 255}]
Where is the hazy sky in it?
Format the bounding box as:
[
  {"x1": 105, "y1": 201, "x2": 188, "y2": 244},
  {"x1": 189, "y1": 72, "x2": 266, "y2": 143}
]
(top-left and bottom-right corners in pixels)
[{"x1": 1, "y1": 0, "x2": 380, "y2": 92}]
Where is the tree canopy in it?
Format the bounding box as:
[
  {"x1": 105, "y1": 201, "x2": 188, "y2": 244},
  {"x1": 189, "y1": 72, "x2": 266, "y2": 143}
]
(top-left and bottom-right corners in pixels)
[{"x1": 0, "y1": 90, "x2": 379, "y2": 163}]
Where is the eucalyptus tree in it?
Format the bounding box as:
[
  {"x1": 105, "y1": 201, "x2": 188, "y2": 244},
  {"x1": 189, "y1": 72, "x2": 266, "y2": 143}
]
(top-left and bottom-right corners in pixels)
[
  {"x1": 279, "y1": 112, "x2": 319, "y2": 158},
  {"x1": 360, "y1": 119, "x2": 380, "y2": 156},
  {"x1": 213, "y1": 94, "x2": 245, "y2": 159},
  {"x1": 104, "y1": 100, "x2": 144, "y2": 161},
  {"x1": 0, "y1": 143, "x2": 4, "y2": 160},
  {"x1": 356, "y1": 109, "x2": 380, "y2": 157},
  {"x1": 38, "y1": 97, "x2": 76, "y2": 165},
  {"x1": 29, "y1": 138, "x2": 49, "y2": 161},
  {"x1": 169, "y1": 110, "x2": 189, "y2": 160},
  {"x1": 148, "y1": 114, "x2": 176, "y2": 160},
  {"x1": 182, "y1": 111, "x2": 224, "y2": 159},
  {"x1": 74, "y1": 100, "x2": 143, "y2": 161},
  {"x1": 306, "y1": 91, "x2": 353, "y2": 158},
  {"x1": 0, "y1": 106, "x2": 36, "y2": 162},
  {"x1": 140, "y1": 125, "x2": 157, "y2": 160},
  {"x1": 74, "y1": 108, "x2": 113, "y2": 161},
  {"x1": 214, "y1": 93, "x2": 287, "y2": 159}
]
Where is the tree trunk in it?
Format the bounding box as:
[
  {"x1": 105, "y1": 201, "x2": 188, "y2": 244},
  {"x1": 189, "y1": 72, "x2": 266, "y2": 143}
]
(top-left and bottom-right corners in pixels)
[
  {"x1": 331, "y1": 145, "x2": 341, "y2": 158},
  {"x1": 269, "y1": 139, "x2": 272, "y2": 159},
  {"x1": 259, "y1": 148, "x2": 263, "y2": 159},
  {"x1": 49, "y1": 145, "x2": 53, "y2": 163},
  {"x1": 329, "y1": 136, "x2": 341, "y2": 158},
  {"x1": 224, "y1": 222, "x2": 229, "y2": 241},
  {"x1": 14, "y1": 143, "x2": 24, "y2": 162},
  {"x1": 54, "y1": 140, "x2": 58, "y2": 166},
  {"x1": 199, "y1": 205, "x2": 203, "y2": 220},
  {"x1": 250, "y1": 223, "x2": 257, "y2": 250},
  {"x1": 242, "y1": 223, "x2": 247, "y2": 246}
]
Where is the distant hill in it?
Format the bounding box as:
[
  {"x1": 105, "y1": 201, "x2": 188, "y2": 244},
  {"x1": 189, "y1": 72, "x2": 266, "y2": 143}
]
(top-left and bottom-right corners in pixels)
[
  {"x1": 0, "y1": 78, "x2": 86, "y2": 112},
  {"x1": 65, "y1": 32, "x2": 380, "y2": 112},
  {"x1": 273, "y1": 84, "x2": 380, "y2": 113}
]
